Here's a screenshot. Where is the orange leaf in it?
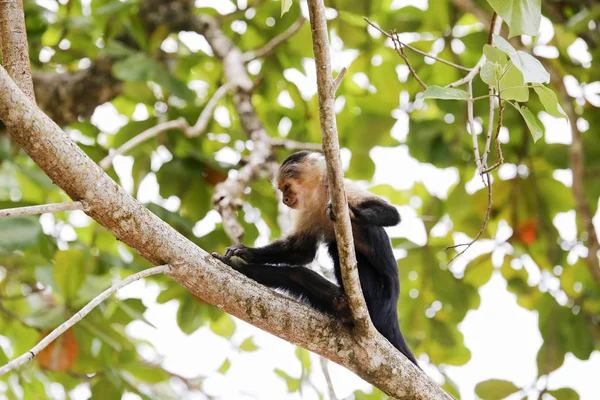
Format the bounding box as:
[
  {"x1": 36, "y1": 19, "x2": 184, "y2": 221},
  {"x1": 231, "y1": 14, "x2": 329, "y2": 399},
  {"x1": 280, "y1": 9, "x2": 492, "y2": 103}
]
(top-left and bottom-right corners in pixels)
[{"x1": 37, "y1": 329, "x2": 78, "y2": 371}]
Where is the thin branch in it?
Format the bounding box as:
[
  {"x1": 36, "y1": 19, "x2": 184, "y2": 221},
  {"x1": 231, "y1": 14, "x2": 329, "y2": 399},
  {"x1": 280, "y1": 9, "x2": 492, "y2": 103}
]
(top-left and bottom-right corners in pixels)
[
  {"x1": 243, "y1": 16, "x2": 307, "y2": 62},
  {"x1": 187, "y1": 82, "x2": 235, "y2": 137},
  {"x1": 0, "y1": 0, "x2": 35, "y2": 101},
  {"x1": 364, "y1": 18, "x2": 471, "y2": 72},
  {"x1": 332, "y1": 67, "x2": 347, "y2": 94},
  {"x1": 99, "y1": 118, "x2": 188, "y2": 170},
  {"x1": 391, "y1": 32, "x2": 427, "y2": 90},
  {"x1": 447, "y1": 13, "x2": 502, "y2": 88},
  {"x1": 270, "y1": 138, "x2": 322, "y2": 152},
  {"x1": 320, "y1": 357, "x2": 338, "y2": 400},
  {"x1": 0, "y1": 201, "x2": 85, "y2": 218},
  {"x1": 308, "y1": 0, "x2": 371, "y2": 336},
  {"x1": 0, "y1": 264, "x2": 170, "y2": 375},
  {"x1": 445, "y1": 172, "x2": 492, "y2": 262},
  {"x1": 482, "y1": 97, "x2": 505, "y2": 173},
  {"x1": 467, "y1": 81, "x2": 483, "y2": 174}
]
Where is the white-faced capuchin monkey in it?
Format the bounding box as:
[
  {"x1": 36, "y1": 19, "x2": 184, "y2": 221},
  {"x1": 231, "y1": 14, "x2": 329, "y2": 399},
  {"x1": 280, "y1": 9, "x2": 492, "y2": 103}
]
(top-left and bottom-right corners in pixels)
[{"x1": 213, "y1": 150, "x2": 418, "y2": 365}]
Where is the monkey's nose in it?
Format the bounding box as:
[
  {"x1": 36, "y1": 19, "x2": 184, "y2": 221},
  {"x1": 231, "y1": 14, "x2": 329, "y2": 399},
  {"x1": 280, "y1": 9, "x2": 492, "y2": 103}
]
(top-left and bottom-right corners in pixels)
[{"x1": 284, "y1": 197, "x2": 290, "y2": 204}]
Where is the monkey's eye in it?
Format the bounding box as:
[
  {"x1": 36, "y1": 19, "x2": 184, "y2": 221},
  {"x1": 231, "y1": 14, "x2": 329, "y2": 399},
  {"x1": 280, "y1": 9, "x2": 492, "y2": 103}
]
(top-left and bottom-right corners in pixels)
[{"x1": 282, "y1": 184, "x2": 290, "y2": 192}]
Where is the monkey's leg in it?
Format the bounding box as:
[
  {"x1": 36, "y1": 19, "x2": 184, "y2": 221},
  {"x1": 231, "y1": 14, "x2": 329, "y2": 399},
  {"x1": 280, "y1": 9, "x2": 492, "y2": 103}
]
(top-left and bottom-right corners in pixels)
[{"x1": 232, "y1": 263, "x2": 352, "y2": 325}]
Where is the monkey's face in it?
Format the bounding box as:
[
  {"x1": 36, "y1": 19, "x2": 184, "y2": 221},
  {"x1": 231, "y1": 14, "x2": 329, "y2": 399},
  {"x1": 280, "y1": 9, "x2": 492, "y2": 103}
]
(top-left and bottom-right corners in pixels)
[{"x1": 278, "y1": 179, "x2": 302, "y2": 209}]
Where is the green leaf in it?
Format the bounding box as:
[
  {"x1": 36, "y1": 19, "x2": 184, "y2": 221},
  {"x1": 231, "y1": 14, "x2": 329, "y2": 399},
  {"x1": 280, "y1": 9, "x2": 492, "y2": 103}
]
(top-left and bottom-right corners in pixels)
[
  {"x1": 480, "y1": 61, "x2": 501, "y2": 88},
  {"x1": 54, "y1": 250, "x2": 87, "y2": 302},
  {"x1": 24, "y1": 306, "x2": 66, "y2": 329},
  {"x1": 483, "y1": 44, "x2": 507, "y2": 64},
  {"x1": 508, "y1": 102, "x2": 543, "y2": 142},
  {"x1": 176, "y1": 296, "x2": 206, "y2": 335},
  {"x1": 218, "y1": 358, "x2": 231, "y2": 374},
  {"x1": 493, "y1": 35, "x2": 550, "y2": 83},
  {"x1": 501, "y1": 65, "x2": 529, "y2": 102},
  {"x1": 113, "y1": 53, "x2": 155, "y2": 82},
  {"x1": 209, "y1": 314, "x2": 236, "y2": 338},
  {"x1": 281, "y1": 0, "x2": 293, "y2": 16},
  {"x1": 475, "y1": 379, "x2": 520, "y2": 400},
  {"x1": 547, "y1": 388, "x2": 580, "y2": 400},
  {"x1": 123, "y1": 365, "x2": 171, "y2": 383},
  {"x1": 423, "y1": 86, "x2": 470, "y2": 100},
  {"x1": 275, "y1": 369, "x2": 301, "y2": 392},
  {"x1": 0, "y1": 216, "x2": 41, "y2": 251},
  {"x1": 533, "y1": 86, "x2": 567, "y2": 119},
  {"x1": 486, "y1": 0, "x2": 541, "y2": 36},
  {"x1": 239, "y1": 336, "x2": 259, "y2": 352}
]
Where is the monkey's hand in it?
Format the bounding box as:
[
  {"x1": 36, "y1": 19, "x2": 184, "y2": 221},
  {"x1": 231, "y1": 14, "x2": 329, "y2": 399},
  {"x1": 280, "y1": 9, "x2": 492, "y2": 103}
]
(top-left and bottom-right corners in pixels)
[
  {"x1": 327, "y1": 201, "x2": 358, "y2": 223},
  {"x1": 211, "y1": 244, "x2": 253, "y2": 263},
  {"x1": 332, "y1": 294, "x2": 353, "y2": 327}
]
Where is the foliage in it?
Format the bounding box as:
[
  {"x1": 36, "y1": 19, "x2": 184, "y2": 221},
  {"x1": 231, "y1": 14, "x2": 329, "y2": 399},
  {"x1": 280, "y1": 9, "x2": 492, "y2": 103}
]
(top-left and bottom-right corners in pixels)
[{"x1": 0, "y1": 0, "x2": 598, "y2": 398}]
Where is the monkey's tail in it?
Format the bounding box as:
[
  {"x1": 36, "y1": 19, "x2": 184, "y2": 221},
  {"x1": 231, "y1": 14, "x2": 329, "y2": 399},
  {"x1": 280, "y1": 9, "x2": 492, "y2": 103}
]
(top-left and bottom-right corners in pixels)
[{"x1": 389, "y1": 324, "x2": 420, "y2": 367}]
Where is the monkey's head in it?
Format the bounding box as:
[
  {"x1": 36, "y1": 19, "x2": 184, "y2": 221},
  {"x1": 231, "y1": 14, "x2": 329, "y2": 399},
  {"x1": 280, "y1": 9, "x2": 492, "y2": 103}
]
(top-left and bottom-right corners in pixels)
[{"x1": 276, "y1": 151, "x2": 327, "y2": 209}]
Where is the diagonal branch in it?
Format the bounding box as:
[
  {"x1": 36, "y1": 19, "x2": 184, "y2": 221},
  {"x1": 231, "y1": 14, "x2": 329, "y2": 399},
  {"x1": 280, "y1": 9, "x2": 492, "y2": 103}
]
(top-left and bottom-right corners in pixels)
[
  {"x1": 0, "y1": 264, "x2": 170, "y2": 375},
  {"x1": 307, "y1": 0, "x2": 371, "y2": 337},
  {"x1": 270, "y1": 138, "x2": 322, "y2": 152},
  {"x1": 99, "y1": 118, "x2": 188, "y2": 170},
  {"x1": 0, "y1": 201, "x2": 85, "y2": 218},
  {"x1": 364, "y1": 18, "x2": 471, "y2": 72},
  {"x1": 243, "y1": 16, "x2": 307, "y2": 62}
]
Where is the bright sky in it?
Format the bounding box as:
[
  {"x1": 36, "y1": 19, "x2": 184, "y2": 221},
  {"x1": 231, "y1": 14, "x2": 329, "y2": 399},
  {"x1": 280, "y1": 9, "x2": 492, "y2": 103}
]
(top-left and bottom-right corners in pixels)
[{"x1": 40, "y1": 0, "x2": 599, "y2": 398}]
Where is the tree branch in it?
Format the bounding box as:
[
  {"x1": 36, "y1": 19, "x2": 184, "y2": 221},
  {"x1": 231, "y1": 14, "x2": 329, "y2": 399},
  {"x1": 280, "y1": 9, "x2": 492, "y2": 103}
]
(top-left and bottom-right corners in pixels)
[
  {"x1": 243, "y1": 16, "x2": 307, "y2": 62},
  {"x1": 0, "y1": 201, "x2": 85, "y2": 218},
  {"x1": 308, "y1": 0, "x2": 372, "y2": 337},
  {"x1": 0, "y1": 264, "x2": 170, "y2": 375},
  {"x1": 364, "y1": 18, "x2": 471, "y2": 72},
  {"x1": 270, "y1": 138, "x2": 323, "y2": 152},
  {"x1": 187, "y1": 82, "x2": 235, "y2": 137},
  {"x1": 0, "y1": 0, "x2": 34, "y2": 101},
  {"x1": 391, "y1": 33, "x2": 427, "y2": 90},
  {"x1": 194, "y1": 15, "x2": 275, "y2": 243},
  {"x1": 99, "y1": 118, "x2": 188, "y2": 170}
]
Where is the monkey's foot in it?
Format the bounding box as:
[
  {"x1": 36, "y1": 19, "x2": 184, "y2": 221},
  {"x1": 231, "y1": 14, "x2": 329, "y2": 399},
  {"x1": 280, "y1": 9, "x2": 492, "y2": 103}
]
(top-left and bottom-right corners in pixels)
[{"x1": 332, "y1": 295, "x2": 353, "y2": 326}]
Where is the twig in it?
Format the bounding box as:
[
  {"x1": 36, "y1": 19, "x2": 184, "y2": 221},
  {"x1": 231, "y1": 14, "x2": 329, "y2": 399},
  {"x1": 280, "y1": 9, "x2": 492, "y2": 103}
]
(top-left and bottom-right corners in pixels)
[
  {"x1": 445, "y1": 172, "x2": 492, "y2": 262},
  {"x1": 187, "y1": 82, "x2": 235, "y2": 137},
  {"x1": 0, "y1": 264, "x2": 170, "y2": 375},
  {"x1": 270, "y1": 138, "x2": 322, "y2": 152},
  {"x1": 0, "y1": 201, "x2": 85, "y2": 218},
  {"x1": 320, "y1": 357, "x2": 338, "y2": 400},
  {"x1": 447, "y1": 13, "x2": 502, "y2": 88},
  {"x1": 332, "y1": 67, "x2": 347, "y2": 94},
  {"x1": 99, "y1": 118, "x2": 188, "y2": 170},
  {"x1": 243, "y1": 17, "x2": 307, "y2": 62},
  {"x1": 0, "y1": 0, "x2": 35, "y2": 101},
  {"x1": 308, "y1": 0, "x2": 371, "y2": 335},
  {"x1": 482, "y1": 97, "x2": 504, "y2": 173},
  {"x1": 391, "y1": 33, "x2": 427, "y2": 90},
  {"x1": 466, "y1": 81, "x2": 483, "y2": 174},
  {"x1": 364, "y1": 18, "x2": 471, "y2": 72},
  {"x1": 481, "y1": 22, "x2": 500, "y2": 168}
]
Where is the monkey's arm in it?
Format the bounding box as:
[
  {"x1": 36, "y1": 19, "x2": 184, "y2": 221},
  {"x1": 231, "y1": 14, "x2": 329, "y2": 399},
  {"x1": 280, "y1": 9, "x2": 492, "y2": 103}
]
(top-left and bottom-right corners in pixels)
[{"x1": 217, "y1": 234, "x2": 318, "y2": 265}]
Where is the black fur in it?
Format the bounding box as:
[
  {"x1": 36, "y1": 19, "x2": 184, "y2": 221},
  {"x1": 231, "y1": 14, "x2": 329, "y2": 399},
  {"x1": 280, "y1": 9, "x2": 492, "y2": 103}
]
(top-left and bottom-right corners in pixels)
[{"x1": 214, "y1": 199, "x2": 417, "y2": 366}]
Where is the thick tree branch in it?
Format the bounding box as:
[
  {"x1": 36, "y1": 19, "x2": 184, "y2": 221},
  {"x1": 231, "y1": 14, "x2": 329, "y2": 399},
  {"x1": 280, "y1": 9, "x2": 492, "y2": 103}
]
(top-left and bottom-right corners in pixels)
[
  {"x1": 243, "y1": 16, "x2": 307, "y2": 62},
  {"x1": 0, "y1": 201, "x2": 85, "y2": 218},
  {"x1": 308, "y1": 0, "x2": 371, "y2": 337},
  {"x1": 0, "y1": 265, "x2": 170, "y2": 375},
  {"x1": 0, "y1": 0, "x2": 34, "y2": 101}
]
